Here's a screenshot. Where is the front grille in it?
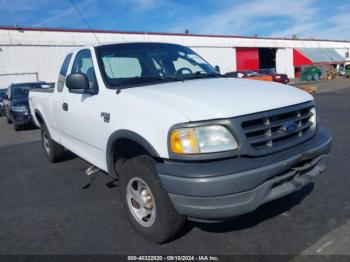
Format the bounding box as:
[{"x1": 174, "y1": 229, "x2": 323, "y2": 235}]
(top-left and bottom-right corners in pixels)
[{"x1": 241, "y1": 103, "x2": 315, "y2": 151}]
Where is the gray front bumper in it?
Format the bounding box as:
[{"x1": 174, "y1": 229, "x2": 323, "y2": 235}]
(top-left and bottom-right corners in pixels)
[{"x1": 157, "y1": 127, "x2": 332, "y2": 221}]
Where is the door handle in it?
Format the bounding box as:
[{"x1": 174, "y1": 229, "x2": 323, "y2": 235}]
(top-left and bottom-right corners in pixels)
[{"x1": 62, "y1": 102, "x2": 68, "y2": 111}]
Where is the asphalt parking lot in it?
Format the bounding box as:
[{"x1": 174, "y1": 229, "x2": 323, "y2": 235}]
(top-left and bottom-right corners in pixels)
[{"x1": 1, "y1": 79, "x2": 350, "y2": 256}]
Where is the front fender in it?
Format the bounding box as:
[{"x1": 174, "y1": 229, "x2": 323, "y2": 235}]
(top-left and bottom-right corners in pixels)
[{"x1": 106, "y1": 129, "x2": 160, "y2": 178}]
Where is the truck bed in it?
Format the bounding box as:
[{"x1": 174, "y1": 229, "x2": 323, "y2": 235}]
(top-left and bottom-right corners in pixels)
[
  {"x1": 30, "y1": 88, "x2": 54, "y2": 93},
  {"x1": 29, "y1": 88, "x2": 55, "y2": 128}
]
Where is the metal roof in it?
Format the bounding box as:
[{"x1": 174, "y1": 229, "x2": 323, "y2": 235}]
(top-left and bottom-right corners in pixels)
[{"x1": 297, "y1": 48, "x2": 346, "y2": 64}]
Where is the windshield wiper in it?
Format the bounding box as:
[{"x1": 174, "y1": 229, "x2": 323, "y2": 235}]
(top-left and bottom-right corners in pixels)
[
  {"x1": 137, "y1": 75, "x2": 184, "y2": 82},
  {"x1": 189, "y1": 71, "x2": 225, "y2": 79}
]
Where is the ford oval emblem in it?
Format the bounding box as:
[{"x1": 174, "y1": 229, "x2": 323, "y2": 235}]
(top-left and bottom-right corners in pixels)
[{"x1": 280, "y1": 122, "x2": 298, "y2": 134}]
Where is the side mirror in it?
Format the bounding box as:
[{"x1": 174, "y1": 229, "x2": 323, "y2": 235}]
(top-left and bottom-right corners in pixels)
[
  {"x1": 66, "y1": 73, "x2": 89, "y2": 90},
  {"x1": 214, "y1": 65, "x2": 221, "y2": 73},
  {"x1": 3, "y1": 94, "x2": 8, "y2": 100}
]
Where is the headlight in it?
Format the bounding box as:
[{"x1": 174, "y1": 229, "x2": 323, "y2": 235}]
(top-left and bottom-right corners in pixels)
[
  {"x1": 170, "y1": 125, "x2": 238, "y2": 154},
  {"x1": 310, "y1": 107, "x2": 317, "y2": 126},
  {"x1": 12, "y1": 105, "x2": 28, "y2": 112}
]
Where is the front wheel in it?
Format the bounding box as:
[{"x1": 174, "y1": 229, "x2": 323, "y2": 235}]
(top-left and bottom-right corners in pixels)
[
  {"x1": 119, "y1": 155, "x2": 185, "y2": 243},
  {"x1": 41, "y1": 124, "x2": 65, "y2": 162}
]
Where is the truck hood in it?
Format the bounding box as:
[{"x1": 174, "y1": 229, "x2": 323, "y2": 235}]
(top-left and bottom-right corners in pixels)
[{"x1": 125, "y1": 78, "x2": 313, "y2": 121}]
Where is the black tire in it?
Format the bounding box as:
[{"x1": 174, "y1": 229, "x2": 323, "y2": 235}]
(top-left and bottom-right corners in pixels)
[
  {"x1": 119, "y1": 155, "x2": 185, "y2": 243},
  {"x1": 13, "y1": 123, "x2": 21, "y2": 131},
  {"x1": 41, "y1": 124, "x2": 65, "y2": 163}
]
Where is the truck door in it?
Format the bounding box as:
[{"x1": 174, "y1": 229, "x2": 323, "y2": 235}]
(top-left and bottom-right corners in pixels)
[
  {"x1": 50, "y1": 53, "x2": 72, "y2": 142},
  {"x1": 59, "y1": 49, "x2": 105, "y2": 169}
]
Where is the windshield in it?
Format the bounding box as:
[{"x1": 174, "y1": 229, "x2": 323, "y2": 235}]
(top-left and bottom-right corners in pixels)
[
  {"x1": 0, "y1": 90, "x2": 6, "y2": 99},
  {"x1": 11, "y1": 83, "x2": 44, "y2": 98},
  {"x1": 96, "y1": 43, "x2": 220, "y2": 88}
]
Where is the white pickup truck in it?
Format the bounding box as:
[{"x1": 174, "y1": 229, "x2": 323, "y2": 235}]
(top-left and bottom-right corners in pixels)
[{"x1": 29, "y1": 42, "x2": 332, "y2": 243}]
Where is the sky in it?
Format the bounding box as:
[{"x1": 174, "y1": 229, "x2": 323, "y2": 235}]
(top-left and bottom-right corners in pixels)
[{"x1": 0, "y1": 0, "x2": 350, "y2": 40}]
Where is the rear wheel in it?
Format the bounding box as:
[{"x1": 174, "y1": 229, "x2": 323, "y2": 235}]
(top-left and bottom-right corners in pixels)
[
  {"x1": 119, "y1": 155, "x2": 185, "y2": 243},
  {"x1": 41, "y1": 124, "x2": 65, "y2": 162}
]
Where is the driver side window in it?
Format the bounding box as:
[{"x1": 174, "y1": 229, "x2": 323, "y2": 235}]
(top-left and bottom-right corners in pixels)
[{"x1": 71, "y1": 49, "x2": 98, "y2": 90}]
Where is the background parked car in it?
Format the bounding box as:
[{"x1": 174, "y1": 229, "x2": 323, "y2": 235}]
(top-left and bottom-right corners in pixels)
[
  {"x1": 257, "y1": 68, "x2": 289, "y2": 84},
  {"x1": 3, "y1": 82, "x2": 47, "y2": 130},
  {"x1": 225, "y1": 70, "x2": 273, "y2": 81},
  {"x1": 0, "y1": 88, "x2": 7, "y2": 116}
]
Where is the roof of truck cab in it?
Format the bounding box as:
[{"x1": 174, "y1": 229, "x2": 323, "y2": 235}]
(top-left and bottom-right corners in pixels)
[
  {"x1": 91, "y1": 41, "x2": 183, "y2": 48},
  {"x1": 69, "y1": 42, "x2": 182, "y2": 54}
]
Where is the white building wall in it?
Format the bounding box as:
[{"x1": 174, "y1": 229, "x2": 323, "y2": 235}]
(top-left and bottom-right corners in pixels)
[
  {"x1": 0, "y1": 73, "x2": 38, "y2": 86},
  {"x1": 275, "y1": 48, "x2": 286, "y2": 75},
  {"x1": 285, "y1": 48, "x2": 295, "y2": 78},
  {"x1": 275, "y1": 48, "x2": 295, "y2": 78},
  {"x1": 2, "y1": 29, "x2": 350, "y2": 49},
  {"x1": 1, "y1": 28, "x2": 350, "y2": 86},
  {"x1": 0, "y1": 45, "x2": 74, "y2": 86},
  {"x1": 191, "y1": 47, "x2": 236, "y2": 73},
  {"x1": 335, "y1": 48, "x2": 350, "y2": 61}
]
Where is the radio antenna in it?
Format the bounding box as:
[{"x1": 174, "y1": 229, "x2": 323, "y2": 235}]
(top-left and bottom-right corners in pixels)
[
  {"x1": 69, "y1": 0, "x2": 101, "y2": 45},
  {"x1": 69, "y1": 0, "x2": 120, "y2": 94},
  {"x1": 69, "y1": 0, "x2": 120, "y2": 93}
]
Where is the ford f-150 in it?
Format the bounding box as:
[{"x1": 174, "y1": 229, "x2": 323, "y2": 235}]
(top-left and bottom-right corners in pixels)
[{"x1": 29, "y1": 42, "x2": 332, "y2": 243}]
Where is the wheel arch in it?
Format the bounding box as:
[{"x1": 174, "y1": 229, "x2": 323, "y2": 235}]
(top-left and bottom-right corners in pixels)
[
  {"x1": 34, "y1": 109, "x2": 45, "y2": 127},
  {"x1": 106, "y1": 130, "x2": 160, "y2": 178}
]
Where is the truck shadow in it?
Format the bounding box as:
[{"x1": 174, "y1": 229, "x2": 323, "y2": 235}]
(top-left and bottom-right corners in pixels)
[
  {"x1": 190, "y1": 183, "x2": 314, "y2": 233},
  {"x1": 62, "y1": 150, "x2": 78, "y2": 161}
]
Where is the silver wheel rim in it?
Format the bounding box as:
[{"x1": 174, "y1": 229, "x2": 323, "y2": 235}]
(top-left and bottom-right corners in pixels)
[
  {"x1": 43, "y1": 132, "x2": 50, "y2": 155},
  {"x1": 126, "y1": 177, "x2": 156, "y2": 227}
]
